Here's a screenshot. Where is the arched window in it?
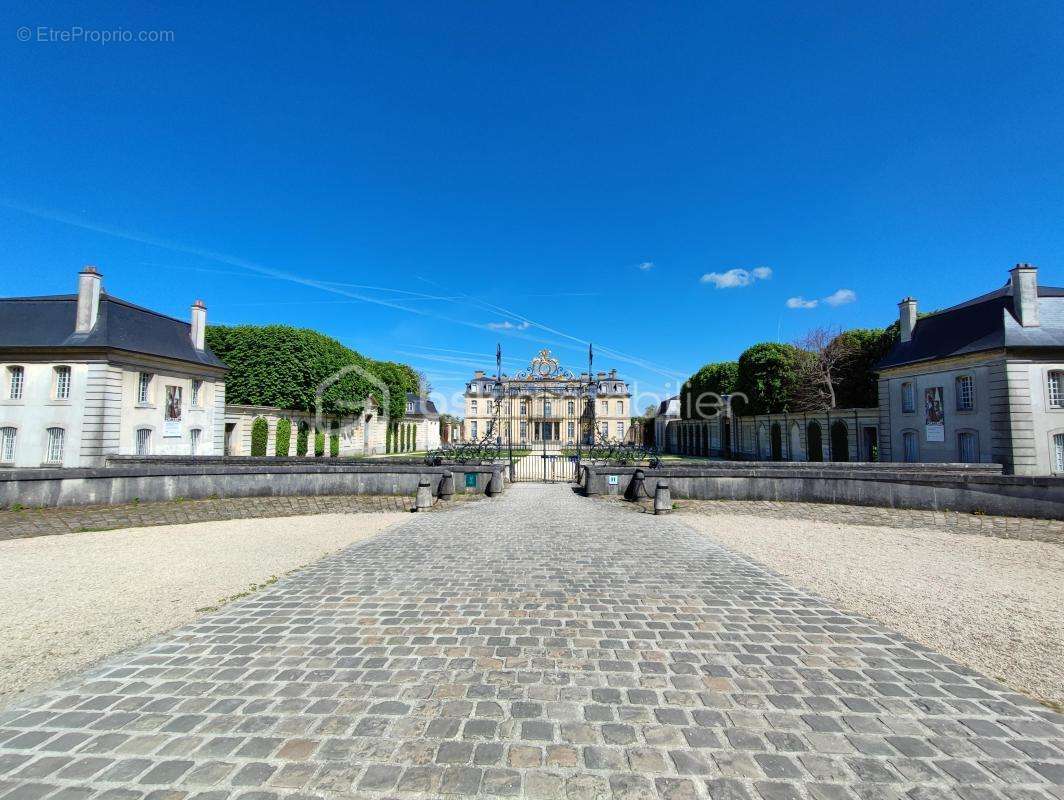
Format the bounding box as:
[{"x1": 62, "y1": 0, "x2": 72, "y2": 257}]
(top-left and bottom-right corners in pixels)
[
  {"x1": 901, "y1": 381, "x2": 915, "y2": 413},
  {"x1": 806, "y1": 422, "x2": 823, "y2": 462},
  {"x1": 902, "y1": 430, "x2": 919, "y2": 463},
  {"x1": 957, "y1": 430, "x2": 978, "y2": 463},
  {"x1": 830, "y1": 420, "x2": 849, "y2": 462},
  {"x1": 0, "y1": 427, "x2": 16, "y2": 462},
  {"x1": 45, "y1": 427, "x2": 64, "y2": 464},
  {"x1": 7, "y1": 366, "x2": 24, "y2": 400},
  {"x1": 955, "y1": 375, "x2": 974, "y2": 411},
  {"x1": 1049, "y1": 371, "x2": 1064, "y2": 409},
  {"x1": 136, "y1": 428, "x2": 152, "y2": 456},
  {"x1": 789, "y1": 422, "x2": 804, "y2": 461},
  {"x1": 770, "y1": 423, "x2": 782, "y2": 461},
  {"x1": 54, "y1": 366, "x2": 71, "y2": 400}
]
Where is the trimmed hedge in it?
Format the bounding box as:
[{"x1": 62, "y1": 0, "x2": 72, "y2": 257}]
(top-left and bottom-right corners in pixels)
[
  {"x1": 296, "y1": 420, "x2": 309, "y2": 456},
  {"x1": 329, "y1": 434, "x2": 339, "y2": 457},
  {"x1": 205, "y1": 325, "x2": 419, "y2": 419},
  {"x1": 275, "y1": 418, "x2": 291, "y2": 457},
  {"x1": 681, "y1": 361, "x2": 738, "y2": 420},
  {"x1": 250, "y1": 417, "x2": 269, "y2": 456},
  {"x1": 314, "y1": 432, "x2": 325, "y2": 457}
]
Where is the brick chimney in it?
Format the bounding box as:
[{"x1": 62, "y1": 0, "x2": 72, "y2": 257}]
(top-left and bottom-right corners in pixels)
[
  {"x1": 1009, "y1": 263, "x2": 1040, "y2": 327},
  {"x1": 474, "y1": 370, "x2": 485, "y2": 379},
  {"x1": 190, "y1": 300, "x2": 207, "y2": 350},
  {"x1": 898, "y1": 297, "x2": 917, "y2": 343},
  {"x1": 75, "y1": 265, "x2": 102, "y2": 334}
]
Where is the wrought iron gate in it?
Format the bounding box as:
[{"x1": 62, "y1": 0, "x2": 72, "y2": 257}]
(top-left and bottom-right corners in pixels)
[{"x1": 511, "y1": 451, "x2": 579, "y2": 482}]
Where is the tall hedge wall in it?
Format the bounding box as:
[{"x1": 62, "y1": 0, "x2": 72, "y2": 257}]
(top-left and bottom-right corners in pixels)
[{"x1": 205, "y1": 325, "x2": 418, "y2": 420}]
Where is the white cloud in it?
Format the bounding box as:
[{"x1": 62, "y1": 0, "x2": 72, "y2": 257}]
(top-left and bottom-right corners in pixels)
[
  {"x1": 824, "y1": 288, "x2": 857, "y2": 306},
  {"x1": 485, "y1": 320, "x2": 531, "y2": 330},
  {"x1": 637, "y1": 261, "x2": 654, "y2": 271},
  {"x1": 700, "y1": 266, "x2": 772, "y2": 289},
  {"x1": 786, "y1": 296, "x2": 819, "y2": 309}
]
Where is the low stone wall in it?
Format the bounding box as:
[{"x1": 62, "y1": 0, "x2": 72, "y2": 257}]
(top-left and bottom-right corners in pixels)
[
  {"x1": 580, "y1": 461, "x2": 1064, "y2": 520},
  {"x1": 0, "y1": 457, "x2": 503, "y2": 508}
]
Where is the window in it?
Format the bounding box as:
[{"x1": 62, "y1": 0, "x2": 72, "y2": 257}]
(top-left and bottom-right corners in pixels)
[
  {"x1": 1055, "y1": 433, "x2": 1064, "y2": 472},
  {"x1": 600, "y1": 401, "x2": 607, "y2": 414},
  {"x1": 567, "y1": 400, "x2": 575, "y2": 415},
  {"x1": 136, "y1": 428, "x2": 152, "y2": 456},
  {"x1": 8, "y1": 366, "x2": 24, "y2": 400},
  {"x1": 902, "y1": 430, "x2": 918, "y2": 463},
  {"x1": 616, "y1": 401, "x2": 623, "y2": 415},
  {"x1": 0, "y1": 427, "x2": 15, "y2": 462},
  {"x1": 616, "y1": 422, "x2": 624, "y2": 438},
  {"x1": 901, "y1": 382, "x2": 915, "y2": 413},
  {"x1": 1050, "y1": 371, "x2": 1064, "y2": 409},
  {"x1": 600, "y1": 422, "x2": 608, "y2": 438},
  {"x1": 137, "y1": 372, "x2": 153, "y2": 404},
  {"x1": 955, "y1": 375, "x2": 974, "y2": 411},
  {"x1": 469, "y1": 421, "x2": 477, "y2": 439},
  {"x1": 54, "y1": 366, "x2": 71, "y2": 400},
  {"x1": 567, "y1": 421, "x2": 575, "y2": 440},
  {"x1": 192, "y1": 379, "x2": 202, "y2": 407},
  {"x1": 520, "y1": 421, "x2": 527, "y2": 440},
  {"x1": 190, "y1": 428, "x2": 201, "y2": 455},
  {"x1": 957, "y1": 431, "x2": 978, "y2": 463},
  {"x1": 520, "y1": 401, "x2": 527, "y2": 416},
  {"x1": 470, "y1": 400, "x2": 478, "y2": 415},
  {"x1": 544, "y1": 401, "x2": 552, "y2": 416},
  {"x1": 45, "y1": 427, "x2": 64, "y2": 463}
]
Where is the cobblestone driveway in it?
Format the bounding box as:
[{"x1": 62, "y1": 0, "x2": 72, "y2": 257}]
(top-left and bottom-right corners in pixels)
[{"x1": 1, "y1": 484, "x2": 1062, "y2": 800}]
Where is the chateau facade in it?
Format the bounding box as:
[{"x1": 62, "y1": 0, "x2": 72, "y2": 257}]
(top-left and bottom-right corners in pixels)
[{"x1": 462, "y1": 352, "x2": 631, "y2": 446}]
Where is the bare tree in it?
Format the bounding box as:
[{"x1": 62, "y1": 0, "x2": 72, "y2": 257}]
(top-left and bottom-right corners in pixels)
[{"x1": 792, "y1": 327, "x2": 854, "y2": 411}]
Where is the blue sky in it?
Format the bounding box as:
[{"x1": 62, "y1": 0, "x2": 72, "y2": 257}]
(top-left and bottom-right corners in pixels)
[{"x1": 3, "y1": 1, "x2": 1063, "y2": 415}]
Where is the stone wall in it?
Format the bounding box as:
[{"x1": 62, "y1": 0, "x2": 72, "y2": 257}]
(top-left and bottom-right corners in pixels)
[
  {"x1": 0, "y1": 458, "x2": 503, "y2": 508},
  {"x1": 580, "y1": 460, "x2": 1064, "y2": 519}
]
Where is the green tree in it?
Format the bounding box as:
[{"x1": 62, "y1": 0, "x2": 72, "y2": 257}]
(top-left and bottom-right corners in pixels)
[
  {"x1": 250, "y1": 417, "x2": 269, "y2": 456},
  {"x1": 296, "y1": 420, "x2": 309, "y2": 456},
  {"x1": 314, "y1": 431, "x2": 325, "y2": 457},
  {"x1": 735, "y1": 343, "x2": 804, "y2": 415},
  {"x1": 205, "y1": 325, "x2": 419, "y2": 420},
  {"x1": 832, "y1": 327, "x2": 898, "y2": 408},
  {"x1": 681, "y1": 361, "x2": 739, "y2": 419},
  {"x1": 274, "y1": 418, "x2": 291, "y2": 456}
]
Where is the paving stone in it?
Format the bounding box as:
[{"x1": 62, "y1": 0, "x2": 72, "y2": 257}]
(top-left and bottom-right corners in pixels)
[{"x1": 0, "y1": 485, "x2": 1061, "y2": 800}]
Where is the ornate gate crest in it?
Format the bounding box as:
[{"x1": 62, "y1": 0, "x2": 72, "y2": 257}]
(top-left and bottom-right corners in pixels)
[{"x1": 515, "y1": 349, "x2": 574, "y2": 381}]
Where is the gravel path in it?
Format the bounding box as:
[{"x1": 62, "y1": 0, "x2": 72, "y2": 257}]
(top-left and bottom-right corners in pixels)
[
  {"x1": 682, "y1": 512, "x2": 1064, "y2": 709},
  {"x1": 0, "y1": 512, "x2": 406, "y2": 708}
]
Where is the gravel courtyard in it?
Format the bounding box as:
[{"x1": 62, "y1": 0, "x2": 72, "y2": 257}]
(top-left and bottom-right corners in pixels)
[
  {"x1": 0, "y1": 512, "x2": 406, "y2": 708},
  {"x1": 681, "y1": 513, "x2": 1064, "y2": 710},
  {"x1": 0, "y1": 484, "x2": 1061, "y2": 800}
]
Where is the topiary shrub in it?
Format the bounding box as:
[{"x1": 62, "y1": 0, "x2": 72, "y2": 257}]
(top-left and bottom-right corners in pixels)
[
  {"x1": 330, "y1": 434, "x2": 339, "y2": 457},
  {"x1": 275, "y1": 418, "x2": 291, "y2": 457},
  {"x1": 314, "y1": 431, "x2": 325, "y2": 457},
  {"x1": 250, "y1": 417, "x2": 269, "y2": 456},
  {"x1": 296, "y1": 420, "x2": 309, "y2": 456}
]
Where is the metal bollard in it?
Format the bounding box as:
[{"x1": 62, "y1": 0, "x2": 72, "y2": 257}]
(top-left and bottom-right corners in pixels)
[
  {"x1": 415, "y1": 478, "x2": 433, "y2": 511},
  {"x1": 438, "y1": 472, "x2": 455, "y2": 501},
  {"x1": 653, "y1": 482, "x2": 672, "y2": 515}
]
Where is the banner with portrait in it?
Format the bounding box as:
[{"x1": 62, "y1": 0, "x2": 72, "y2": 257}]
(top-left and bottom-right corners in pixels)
[
  {"x1": 924, "y1": 386, "x2": 944, "y2": 442},
  {"x1": 164, "y1": 385, "x2": 183, "y2": 437}
]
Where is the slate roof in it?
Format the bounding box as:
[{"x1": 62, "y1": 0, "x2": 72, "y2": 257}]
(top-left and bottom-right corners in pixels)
[
  {"x1": 877, "y1": 284, "x2": 1064, "y2": 370},
  {"x1": 0, "y1": 293, "x2": 227, "y2": 369},
  {"x1": 405, "y1": 392, "x2": 439, "y2": 419},
  {"x1": 655, "y1": 395, "x2": 680, "y2": 418}
]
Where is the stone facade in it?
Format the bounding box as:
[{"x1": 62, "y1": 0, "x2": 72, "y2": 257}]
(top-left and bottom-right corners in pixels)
[
  {"x1": 877, "y1": 264, "x2": 1064, "y2": 475},
  {"x1": 462, "y1": 353, "x2": 631, "y2": 446},
  {"x1": 0, "y1": 267, "x2": 227, "y2": 468}
]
